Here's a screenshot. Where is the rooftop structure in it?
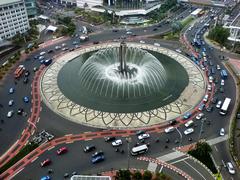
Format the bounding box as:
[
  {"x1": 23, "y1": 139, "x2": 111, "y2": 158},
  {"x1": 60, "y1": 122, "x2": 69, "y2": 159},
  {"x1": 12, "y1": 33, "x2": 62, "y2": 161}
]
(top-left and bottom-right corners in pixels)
[
  {"x1": 0, "y1": 0, "x2": 29, "y2": 40},
  {"x1": 224, "y1": 13, "x2": 240, "y2": 42}
]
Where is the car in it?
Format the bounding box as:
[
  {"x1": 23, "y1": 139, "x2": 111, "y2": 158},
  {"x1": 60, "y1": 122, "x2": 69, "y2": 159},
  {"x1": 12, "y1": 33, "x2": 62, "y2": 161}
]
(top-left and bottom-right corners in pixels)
[
  {"x1": 23, "y1": 96, "x2": 29, "y2": 103},
  {"x1": 7, "y1": 110, "x2": 14, "y2": 118},
  {"x1": 104, "y1": 136, "x2": 116, "y2": 142},
  {"x1": 184, "y1": 128, "x2": 194, "y2": 135},
  {"x1": 62, "y1": 43, "x2": 66, "y2": 47},
  {"x1": 92, "y1": 155, "x2": 104, "y2": 164},
  {"x1": 135, "y1": 130, "x2": 145, "y2": 135},
  {"x1": 23, "y1": 77, "x2": 28, "y2": 84},
  {"x1": 203, "y1": 94, "x2": 209, "y2": 102},
  {"x1": 57, "y1": 147, "x2": 68, "y2": 155},
  {"x1": 154, "y1": 43, "x2": 160, "y2": 47},
  {"x1": 209, "y1": 76, "x2": 213, "y2": 83},
  {"x1": 216, "y1": 101, "x2": 222, "y2": 108},
  {"x1": 183, "y1": 112, "x2": 191, "y2": 120},
  {"x1": 211, "y1": 96, "x2": 218, "y2": 104},
  {"x1": 17, "y1": 108, "x2": 24, "y2": 115},
  {"x1": 139, "y1": 40, "x2": 145, "y2": 44},
  {"x1": 55, "y1": 45, "x2": 61, "y2": 50},
  {"x1": 83, "y1": 145, "x2": 96, "y2": 152},
  {"x1": 206, "y1": 105, "x2": 213, "y2": 112},
  {"x1": 175, "y1": 49, "x2": 182, "y2": 53},
  {"x1": 93, "y1": 41, "x2": 99, "y2": 44},
  {"x1": 72, "y1": 41, "x2": 79, "y2": 45},
  {"x1": 220, "y1": 87, "x2": 224, "y2": 93},
  {"x1": 62, "y1": 47, "x2": 69, "y2": 51},
  {"x1": 9, "y1": 87, "x2": 14, "y2": 94},
  {"x1": 216, "y1": 64, "x2": 221, "y2": 70},
  {"x1": 196, "y1": 113, "x2": 204, "y2": 120},
  {"x1": 92, "y1": 151, "x2": 104, "y2": 158},
  {"x1": 33, "y1": 67, "x2": 38, "y2": 72},
  {"x1": 227, "y1": 162, "x2": 235, "y2": 174},
  {"x1": 24, "y1": 71, "x2": 30, "y2": 77},
  {"x1": 126, "y1": 31, "x2": 132, "y2": 35},
  {"x1": 34, "y1": 55, "x2": 39, "y2": 59},
  {"x1": 112, "y1": 139, "x2": 122, "y2": 146},
  {"x1": 64, "y1": 173, "x2": 69, "y2": 178},
  {"x1": 39, "y1": 51, "x2": 46, "y2": 56},
  {"x1": 138, "y1": 133, "x2": 150, "y2": 140},
  {"x1": 219, "y1": 128, "x2": 225, "y2": 136},
  {"x1": 48, "y1": 49, "x2": 54, "y2": 53},
  {"x1": 153, "y1": 28, "x2": 158, "y2": 31},
  {"x1": 39, "y1": 56, "x2": 44, "y2": 60},
  {"x1": 198, "y1": 103, "x2": 205, "y2": 111},
  {"x1": 169, "y1": 119, "x2": 177, "y2": 125},
  {"x1": 112, "y1": 29, "x2": 118, "y2": 32},
  {"x1": 41, "y1": 176, "x2": 51, "y2": 180},
  {"x1": 164, "y1": 126, "x2": 175, "y2": 133},
  {"x1": 40, "y1": 159, "x2": 51, "y2": 167},
  {"x1": 214, "y1": 78, "x2": 218, "y2": 84},
  {"x1": 221, "y1": 79, "x2": 224, "y2": 86},
  {"x1": 69, "y1": 48, "x2": 74, "y2": 52},
  {"x1": 8, "y1": 99, "x2": 14, "y2": 106},
  {"x1": 184, "y1": 120, "x2": 194, "y2": 128},
  {"x1": 207, "y1": 84, "x2": 212, "y2": 91}
]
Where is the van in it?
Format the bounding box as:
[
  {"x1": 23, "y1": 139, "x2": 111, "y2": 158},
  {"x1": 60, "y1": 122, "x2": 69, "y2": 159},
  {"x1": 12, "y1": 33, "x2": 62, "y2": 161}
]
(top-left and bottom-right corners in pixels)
[
  {"x1": 203, "y1": 94, "x2": 209, "y2": 102},
  {"x1": 185, "y1": 120, "x2": 194, "y2": 127}
]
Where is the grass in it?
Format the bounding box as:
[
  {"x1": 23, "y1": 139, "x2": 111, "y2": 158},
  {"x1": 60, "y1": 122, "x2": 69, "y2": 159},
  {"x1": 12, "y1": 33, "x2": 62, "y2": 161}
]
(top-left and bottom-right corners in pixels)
[
  {"x1": 214, "y1": 173, "x2": 222, "y2": 180},
  {"x1": 180, "y1": 16, "x2": 194, "y2": 27},
  {"x1": 0, "y1": 143, "x2": 38, "y2": 174}
]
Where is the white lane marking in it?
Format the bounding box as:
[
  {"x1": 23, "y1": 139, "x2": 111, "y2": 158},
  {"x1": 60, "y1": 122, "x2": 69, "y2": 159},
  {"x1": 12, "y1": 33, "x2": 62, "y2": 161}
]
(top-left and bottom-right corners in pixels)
[
  {"x1": 66, "y1": 141, "x2": 73, "y2": 144},
  {"x1": 21, "y1": 129, "x2": 25, "y2": 135},
  {"x1": 65, "y1": 134, "x2": 73, "y2": 136},
  {"x1": 207, "y1": 134, "x2": 228, "y2": 145},
  {"x1": 84, "y1": 139, "x2": 92, "y2": 141},
  {"x1": 157, "y1": 151, "x2": 185, "y2": 162},
  {"x1": 12, "y1": 167, "x2": 25, "y2": 178},
  {"x1": 48, "y1": 146, "x2": 55, "y2": 151},
  {"x1": 170, "y1": 157, "x2": 189, "y2": 164},
  {"x1": 31, "y1": 156, "x2": 38, "y2": 163},
  {"x1": 214, "y1": 146, "x2": 218, "y2": 152},
  {"x1": 37, "y1": 117, "x2": 40, "y2": 123},
  {"x1": 184, "y1": 160, "x2": 207, "y2": 180},
  {"x1": 222, "y1": 160, "x2": 226, "y2": 167},
  {"x1": 159, "y1": 166, "x2": 163, "y2": 173}
]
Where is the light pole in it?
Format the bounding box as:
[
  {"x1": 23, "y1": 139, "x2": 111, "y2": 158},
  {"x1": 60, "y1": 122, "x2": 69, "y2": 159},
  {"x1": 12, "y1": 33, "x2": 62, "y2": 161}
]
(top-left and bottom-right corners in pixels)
[
  {"x1": 176, "y1": 127, "x2": 183, "y2": 147},
  {"x1": 126, "y1": 137, "x2": 131, "y2": 170}
]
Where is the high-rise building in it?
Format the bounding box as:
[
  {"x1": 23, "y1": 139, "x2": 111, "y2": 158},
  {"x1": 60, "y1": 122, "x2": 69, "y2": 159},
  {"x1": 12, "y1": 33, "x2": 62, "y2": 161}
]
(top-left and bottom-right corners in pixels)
[
  {"x1": 76, "y1": 0, "x2": 103, "y2": 8},
  {"x1": 0, "y1": 0, "x2": 30, "y2": 40},
  {"x1": 24, "y1": 0, "x2": 37, "y2": 18}
]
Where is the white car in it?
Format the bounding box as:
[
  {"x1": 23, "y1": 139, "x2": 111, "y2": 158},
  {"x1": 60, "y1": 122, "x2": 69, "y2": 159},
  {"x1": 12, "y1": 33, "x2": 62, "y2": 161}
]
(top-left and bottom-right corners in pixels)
[
  {"x1": 216, "y1": 64, "x2": 221, "y2": 70},
  {"x1": 55, "y1": 46, "x2": 61, "y2": 50},
  {"x1": 227, "y1": 162, "x2": 235, "y2": 174},
  {"x1": 216, "y1": 101, "x2": 222, "y2": 108},
  {"x1": 38, "y1": 56, "x2": 44, "y2": 60},
  {"x1": 175, "y1": 49, "x2": 182, "y2": 53},
  {"x1": 209, "y1": 76, "x2": 213, "y2": 83},
  {"x1": 219, "y1": 128, "x2": 225, "y2": 136},
  {"x1": 138, "y1": 133, "x2": 150, "y2": 140},
  {"x1": 196, "y1": 113, "x2": 204, "y2": 120},
  {"x1": 203, "y1": 94, "x2": 209, "y2": 102},
  {"x1": 221, "y1": 79, "x2": 224, "y2": 86},
  {"x1": 139, "y1": 40, "x2": 145, "y2": 44},
  {"x1": 154, "y1": 43, "x2": 160, "y2": 47},
  {"x1": 112, "y1": 139, "x2": 122, "y2": 146},
  {"x1": 8, "y1": 99, "x2": 14, "y2": 106},
  {"x1": 184, "y1": 120, "x2": 194, "y2": 128},
  {"x1": 207, "y1": 84, "x2": 212, "y2": 91},
  {"x1": 164, "y1": 126, "x2": 175, "y2": 133},
  {"x1": 7, "y1": 110, "x2": 14, "y2": 118},
  {"x1": 39, "y1": 51, "x2": 46, "y2": 56},
  {"x1": 184, "y1": 128, "x2": 194, "y2": 135}
]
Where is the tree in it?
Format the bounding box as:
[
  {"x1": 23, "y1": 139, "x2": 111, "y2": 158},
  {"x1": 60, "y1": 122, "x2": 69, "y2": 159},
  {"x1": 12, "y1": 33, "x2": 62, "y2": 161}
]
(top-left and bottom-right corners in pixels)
[
  {"x1": 143, "y1": 170, "x2": 152, "y2": 180},
  {"x1": 132, "y1": 170, "x2": 142, "y2": 180},
  {"x1": 115, "y1": 169, "x2": 131, "y2": 180},
  {"x1": 208, "y1": 25, "x2": 230, "y2": 45}
]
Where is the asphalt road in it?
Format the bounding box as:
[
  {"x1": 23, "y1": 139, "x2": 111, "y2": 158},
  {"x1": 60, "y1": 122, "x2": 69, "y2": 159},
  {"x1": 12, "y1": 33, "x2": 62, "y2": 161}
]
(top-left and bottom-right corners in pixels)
[{"x1": 0, "y1": 5, "x2": 239, "y2": 180}]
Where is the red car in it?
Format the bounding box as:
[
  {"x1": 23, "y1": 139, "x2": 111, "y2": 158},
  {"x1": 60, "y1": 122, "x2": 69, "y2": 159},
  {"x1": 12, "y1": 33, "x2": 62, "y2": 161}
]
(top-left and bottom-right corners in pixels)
[
  {"x1": 57, "y1": 147, "x2": 68, "y2": 155},
  {"x1": 40, "y1": 159, "x2": 51, "y2": 167}
]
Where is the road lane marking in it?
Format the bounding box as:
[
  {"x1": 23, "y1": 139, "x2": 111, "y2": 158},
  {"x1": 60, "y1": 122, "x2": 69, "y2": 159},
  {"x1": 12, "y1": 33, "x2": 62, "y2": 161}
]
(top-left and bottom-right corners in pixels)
[
  {"x1": 66, "y1": 141, "x2": 73, "y2": 144},
  {"x1": 184, "y1": 160, "x2": 207, "y2": 180},
  {"x1": 31, "y1": 157, "x2": 38, "y2": 163},
  {"x1": 214, "y1": 146, "x2": 218, "y2": 152},
  {"x1": 65, "y1": 134, "x2": 73, "y2": 136},
  {"x1": 221, "y1": 160, "x2": 226, "y2": 167},
  {"x1": 12, "y1": 167, "x2": 25, "y2": 177},
  {"x1": 84, "y1": 138, "x2": 93, "y2": 141},
  {"x1": 159, "y1": 166, "x2": 163, "y2": 173},
  {"x1": 170, "y1": 157, "x2": 189, "y2": 164}
]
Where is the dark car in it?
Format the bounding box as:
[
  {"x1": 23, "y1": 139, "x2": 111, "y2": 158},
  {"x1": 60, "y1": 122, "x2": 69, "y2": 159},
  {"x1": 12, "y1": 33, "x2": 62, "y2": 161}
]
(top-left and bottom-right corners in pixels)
[
  {"x1": 169, "y1": 119, "x2": 177, "y2": 125},
  {"x1": 92, "y1": 155, "x2": 104, "y2": 164},
  {"x1": 220, "y1": 87, "x2": 224, "y2": 93},
  {"x1": 23, "y1": 77, "x2": 28, "y2": 84},
  {"x1": 84, "y1": 145, "x2": 96, "y2": 152},
  {"x1": 92, "y1": 151, "x2": 104, "y2": 158},
  {"x1": 48, "y1": 49, "x2": 54, "y2": 53},
  {"x1": 135, "y1": 130, "x2": 145, "y2": 136},
  {"x1": 211, "y1": 97, "x2": 218, "y2": 104},
  {"x1": 40, "y1": 159, "x2": 51, "y2": 167},
  {"x1": 153, "y1": 28, "x2": 158, "y2": 31},
  {"x1": 104, "y1": 136, "x2": 116, "y2": 142},
  {"x1": 17, "y1": 108, "x2": 24, "y2": 115},
  {"x1": 93, "y1": 41, "x2": 99, "y2": 44},
  {"x1": 24, "y1": 71, "x2": 30, "y2": 77}
]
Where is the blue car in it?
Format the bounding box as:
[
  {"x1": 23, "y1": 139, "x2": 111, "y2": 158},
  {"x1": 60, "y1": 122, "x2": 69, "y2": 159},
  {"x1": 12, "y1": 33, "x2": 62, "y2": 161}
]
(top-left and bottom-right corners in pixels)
[
  {"x1": 23, "y1": 96, "x2": 29, "y2": 103},
  {"x1": 183, "y1": 113, "x2": 191, "y2": 120},
  {"x1": 198, "y1": 103, "x2": 205, "y2": 111},
  {"x1": 92, "y1": 155, "x2": 104, "y2": 164},
  {"x1": 41, "y1": 176, "x2": 51, "y2": 180},
  {"x1": 9, "y1": 87, "x2": 14, "y2": 94}
]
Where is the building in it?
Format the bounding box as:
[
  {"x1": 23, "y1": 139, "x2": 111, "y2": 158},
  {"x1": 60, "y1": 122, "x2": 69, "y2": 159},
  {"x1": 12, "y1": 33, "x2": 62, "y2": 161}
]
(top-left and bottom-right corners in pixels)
[
  {"x1": 76, "y1": 0, "x2": 161, "y2": 16},
  {"x1": 24, "y1": 0, "x2": 37, "y2": 18},
  {"x1": 71, "y1": 175, "x2": 111, "y2": 180},
  {"x1": 224, "y1": 13, "x2": 240, "y2": 42},
  {"x1": 0, "y1": 0, "x2": 30, "y2": 40}
]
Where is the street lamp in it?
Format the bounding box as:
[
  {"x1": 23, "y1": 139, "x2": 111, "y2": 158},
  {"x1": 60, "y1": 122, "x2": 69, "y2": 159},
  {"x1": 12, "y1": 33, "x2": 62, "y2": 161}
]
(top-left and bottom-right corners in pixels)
[
  {"x1": 176, "y1": 127, "x2": 183, "y2": 147},
  {"x1": 126, "y1": 137, "x2": 132, "y2": 170}
]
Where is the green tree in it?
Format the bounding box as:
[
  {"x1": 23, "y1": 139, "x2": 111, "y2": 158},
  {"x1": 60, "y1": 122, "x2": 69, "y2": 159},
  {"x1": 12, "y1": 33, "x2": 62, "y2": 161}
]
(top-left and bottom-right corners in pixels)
[
  {"x1": 132, "y1": 170, "x2": 142, "y2": 180},
  {"x1": 143, "y1": 170, "x2": 152, "y2": 180},
  {"x1": 115, "y1": 169, "x2": 131, "y2": 180},
  {"x1": 208, "y1": 25, "x2": 230, "y2": 45},
  {"x1": 195, "y1": 141, "x2": 212, "y2": 157}
]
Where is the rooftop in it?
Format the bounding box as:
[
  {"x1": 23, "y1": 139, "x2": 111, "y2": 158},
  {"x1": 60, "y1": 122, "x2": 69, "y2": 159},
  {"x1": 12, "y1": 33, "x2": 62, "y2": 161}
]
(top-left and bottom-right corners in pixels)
[
  {"x1": 0, "y1": 0, "x2": 22, "y2": 6},
  {"x1": 232, "y1": 13, "x2": 240, "y2": 27}
]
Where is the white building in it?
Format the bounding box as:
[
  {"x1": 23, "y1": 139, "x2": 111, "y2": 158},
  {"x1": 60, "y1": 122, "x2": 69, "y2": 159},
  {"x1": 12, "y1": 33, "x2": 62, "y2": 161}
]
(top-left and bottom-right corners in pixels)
[
  {"x1": 224, "y1": 13, "x2": 240, "y2": 42},
  {"x1": 76, "y1": 0, "x2": 102, "y2": 8},
  {"x1": 0, "y1": 0, "x2": 30, "y2": 40}
]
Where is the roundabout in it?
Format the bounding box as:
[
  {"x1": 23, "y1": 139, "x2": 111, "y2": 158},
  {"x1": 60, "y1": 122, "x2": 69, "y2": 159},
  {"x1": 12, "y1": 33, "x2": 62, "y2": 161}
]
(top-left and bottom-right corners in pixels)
[{"x1": 40, "y1": 42, "x2": 206, "y2": 129}]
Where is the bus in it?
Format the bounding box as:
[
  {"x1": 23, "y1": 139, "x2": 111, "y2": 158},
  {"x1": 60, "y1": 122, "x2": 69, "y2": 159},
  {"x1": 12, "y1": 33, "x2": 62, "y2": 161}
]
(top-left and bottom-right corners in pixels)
[
  {"x1": 221, "y1": 69, "x2": 228, "y2": 79},
  {"x1": 131, "y1": 144, "x2": 148, "y2": 156},
  {"x1": 14, "y1": 65, "x2": 25, "y2": 78},
  {"x1": 220, "y1": 98, "x2": 231, "y2": 115}
]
